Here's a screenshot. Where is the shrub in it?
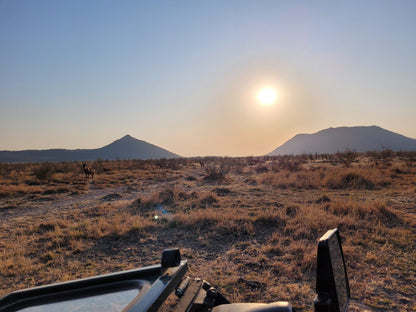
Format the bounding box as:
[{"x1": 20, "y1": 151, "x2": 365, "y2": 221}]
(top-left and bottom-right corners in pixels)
[
  {"x1": 254, "y1": 165, "x2": 269, "y2": 173},
  {"x1": 327, "y1": 200, "x2": 402, "y2": 227},
  {"x1": 341, "y1": 173, "x2": 374, "y2": 189},
  {"x1": 285, "y1": 205, "x2": 300, "y2": 217},
  {"x1": 32, "y1": 163, "x2": 55, "y2": 181},
  {"x1": 261, "y1": 171, "x2": 321, "y2": 189},
  {"x1": 204, "y1": 165, "x2": 228, "y2": 181},
  {"x1": 278, "y1": 158, "x2": 302, "y2": 172},
  {"x1": 199, "y1": 192, "x2": 218, "y2": 207},
  {"x1": 326, "y1": 172, "x2": 374, "y2": 189},
  {"x1": 53, "y1": 162, "x2": 78, "y2": 174},
  {"x1": 336, "y1": 149, "x2": 358, "y2": 167},
  {"x1": 159, "y1": 188, "x2": 176, "y2": 205},
  {"x1": 367, "y1": 149, "x2": 395, "y2": 168},
  {"x1": 213, "y1": 187, "x2": 231, "y2": 196},
  {"x1": 134, "y1": 194, "x2": 159, "y2": 215}
]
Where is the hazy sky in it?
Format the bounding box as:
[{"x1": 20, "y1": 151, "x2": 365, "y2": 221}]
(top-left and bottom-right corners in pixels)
[{"x1": 1, "y1": 0, "x2": 415, "y2": 157}]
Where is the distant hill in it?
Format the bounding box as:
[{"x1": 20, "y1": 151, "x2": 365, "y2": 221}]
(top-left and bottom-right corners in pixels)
[
  {"x1": 268, "y1": 126, "x2": 416, "y2": 155},
  {"x1": 0, "y1": 135, "x2": 181, "y2": 163}
]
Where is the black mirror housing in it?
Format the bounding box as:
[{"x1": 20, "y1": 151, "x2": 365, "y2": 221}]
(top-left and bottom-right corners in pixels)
[{"x1": 314, "y1": 228, "x2": 350, "y2": 312}]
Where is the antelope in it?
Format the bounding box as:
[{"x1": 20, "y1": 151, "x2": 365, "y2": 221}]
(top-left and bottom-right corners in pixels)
[{"x1": 82, "y1": 163, "x2": 95, "y2": 179}]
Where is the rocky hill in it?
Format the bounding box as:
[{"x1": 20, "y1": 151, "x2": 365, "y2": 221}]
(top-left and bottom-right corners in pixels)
[{"x1": 268, "y1": 126, "x2": 416, "y2": 155}]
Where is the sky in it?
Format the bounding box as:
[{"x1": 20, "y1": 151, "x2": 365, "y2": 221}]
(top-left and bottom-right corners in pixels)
[{"x1": 1, "y1": 0, "x2": 415, "y2": 157}]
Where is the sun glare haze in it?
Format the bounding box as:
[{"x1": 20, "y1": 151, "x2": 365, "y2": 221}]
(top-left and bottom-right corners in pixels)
[{"x1": 258, "y1": 88, "x2": 277, "y2": 105}]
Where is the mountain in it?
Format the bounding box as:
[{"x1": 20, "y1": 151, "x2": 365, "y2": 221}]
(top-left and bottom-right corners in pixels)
[
  {"x1": 268, "y1": 126, "x2": 416, "y2": 155},
  {"x1": 95, "y1": 135, "x2": 180, "y2": 160},
  {"x1": 0, "y1": 135, "x2": 181, "y2": 163}
]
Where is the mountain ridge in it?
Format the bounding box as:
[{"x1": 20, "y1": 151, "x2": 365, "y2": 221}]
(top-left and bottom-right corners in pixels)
[
  {"x1": 268, "y1": 126, "x2": 416, "y2": 155},
  {"x1": 0, "y1": 135, "x2": 181, "y2": 163}
]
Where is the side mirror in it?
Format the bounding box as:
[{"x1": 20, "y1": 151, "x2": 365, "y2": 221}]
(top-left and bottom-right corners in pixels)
[{"x1": 314, "y1": 228, "x2": 350, "y2": 312}]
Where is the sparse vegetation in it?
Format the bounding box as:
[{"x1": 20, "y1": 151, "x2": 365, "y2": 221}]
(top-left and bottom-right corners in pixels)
[
  {"x1": 0, "y1": 152, "x2": 415, "y2": 311},
  {"x1": 204, "y1": 164, "x2": 229, "y2": 181},
  {"x1": 336, "y1": 149, "x2": 358, "y2": 167},
  {"x1": 32, "y1": 162, "x2": 55, "y2": 181}
]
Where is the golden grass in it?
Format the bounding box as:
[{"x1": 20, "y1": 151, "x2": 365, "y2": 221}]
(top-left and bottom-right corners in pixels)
[{"x1": 0, "y1": 153, "x2": 415, "y2": 311}]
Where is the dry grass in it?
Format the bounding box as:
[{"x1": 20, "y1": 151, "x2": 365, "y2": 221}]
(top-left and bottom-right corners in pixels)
[{"x1": 0, "y1": 153, "x2": 415, "y2": 311}]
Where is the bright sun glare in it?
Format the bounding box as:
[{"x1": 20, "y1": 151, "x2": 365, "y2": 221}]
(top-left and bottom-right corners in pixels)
[{"x1": 257, "y1": 88, "x2": 277, "y2": 105}]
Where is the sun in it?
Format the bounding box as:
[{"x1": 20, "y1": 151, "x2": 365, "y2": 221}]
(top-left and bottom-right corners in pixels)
[{"x1": 257, "y1": 88, "x2": 277, "y2": 105}]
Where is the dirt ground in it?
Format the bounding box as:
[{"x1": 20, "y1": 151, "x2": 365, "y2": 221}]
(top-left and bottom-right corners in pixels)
[{"x1": 0, "y1": 155, "x2": 415, "y2": 311}]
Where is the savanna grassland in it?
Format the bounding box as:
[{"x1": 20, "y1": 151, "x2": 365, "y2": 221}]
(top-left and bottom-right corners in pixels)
[{"x1": 0, "y1": 152, "x2": 415, "y2": 311}]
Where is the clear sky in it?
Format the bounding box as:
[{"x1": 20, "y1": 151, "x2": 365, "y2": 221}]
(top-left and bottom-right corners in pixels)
[{"x1": 1, "y1": 0, "x2": 415, "y2": 157}]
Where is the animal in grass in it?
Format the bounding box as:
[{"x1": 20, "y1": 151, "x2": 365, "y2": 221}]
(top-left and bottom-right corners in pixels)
[{"x1": 82, "y1": 162, "x2": 95, "y2": 179}]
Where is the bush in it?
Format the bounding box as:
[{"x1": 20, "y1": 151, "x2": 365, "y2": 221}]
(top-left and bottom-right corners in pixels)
[
  {"x1": 254, "y1": 165, "x2": 269, "y2": 173},
  {"x1": 340, "y1": 173, "x2": 374, "y2": 189},
  {"x1": 326, "y1": 171, "x2": 375, "y2": 189},
  {"x1": 336, "y1": 149, "x2": 358, "y2": 167},
  {"x1": 367, "y1": 149, "x2": 395, "y2": 168},
  {"x1": 204, "y1": 165, "x2": 228, "y2": 181},
  {"x1": 199, "y1": 193, "x2": 218, "y2": 207},
  {"x1": 277, "y1": 158, "x2": 303, "y2": 172},
  {"x1": 327, "y1": 200, "x2": 402, "y2": 227},
  {"x1": 32, "y1": 163, "x2": 55, "y2": 181},
  {"x1": 159, "y1": 188, "x2": 176, "y2": 205}
]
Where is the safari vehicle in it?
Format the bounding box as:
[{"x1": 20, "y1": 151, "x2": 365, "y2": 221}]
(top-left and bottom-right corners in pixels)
[{"x1": 0, "y1": 228, "x2": 350, "y2": 312}]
